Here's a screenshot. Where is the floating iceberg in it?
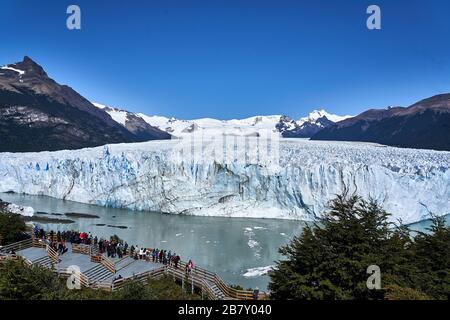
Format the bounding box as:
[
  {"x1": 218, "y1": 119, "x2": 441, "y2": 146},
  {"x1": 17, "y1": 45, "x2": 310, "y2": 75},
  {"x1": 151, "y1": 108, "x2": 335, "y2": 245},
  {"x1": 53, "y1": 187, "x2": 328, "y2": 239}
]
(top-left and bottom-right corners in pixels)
[
  {"x1": 5, "y1": 203, "x2": 34, "y2": 217},
  {"x1": 243, "y1": 265, "x2": 275, "y2": 278}
]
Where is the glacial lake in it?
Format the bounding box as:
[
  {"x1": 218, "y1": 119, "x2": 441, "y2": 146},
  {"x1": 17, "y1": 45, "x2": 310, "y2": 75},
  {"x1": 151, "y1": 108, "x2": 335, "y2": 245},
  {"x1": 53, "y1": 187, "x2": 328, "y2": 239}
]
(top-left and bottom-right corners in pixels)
[
  {"x1": 0, "y1": 192, "x2": 306, "y2": 290},
  {"x1": 2, "y1": 192, "x2": 448, "y2": 291}
]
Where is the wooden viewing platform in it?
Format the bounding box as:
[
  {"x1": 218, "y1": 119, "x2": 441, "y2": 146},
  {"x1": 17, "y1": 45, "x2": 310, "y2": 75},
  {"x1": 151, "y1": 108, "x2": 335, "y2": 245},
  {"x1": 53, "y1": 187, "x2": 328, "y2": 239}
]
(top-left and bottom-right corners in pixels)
[{"x1": 0, "y1": 236, "x2": 268, "y2": 300}]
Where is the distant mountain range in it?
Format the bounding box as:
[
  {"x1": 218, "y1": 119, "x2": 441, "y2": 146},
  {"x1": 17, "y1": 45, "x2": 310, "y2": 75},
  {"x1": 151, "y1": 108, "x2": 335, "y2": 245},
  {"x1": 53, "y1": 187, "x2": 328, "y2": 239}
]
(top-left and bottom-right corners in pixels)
[
  {"x1": 0, "y1": 57, "x2": 170, "y2": 152},
  {"x1": 1, "y1": 57, "x2": 449, "y2": 152},
  {"x1": 93, "y1": 103, "x2": 351, "y2": 139},
  {"x1": 312, "y1": 94, "x2": 450, "y2": 151}
]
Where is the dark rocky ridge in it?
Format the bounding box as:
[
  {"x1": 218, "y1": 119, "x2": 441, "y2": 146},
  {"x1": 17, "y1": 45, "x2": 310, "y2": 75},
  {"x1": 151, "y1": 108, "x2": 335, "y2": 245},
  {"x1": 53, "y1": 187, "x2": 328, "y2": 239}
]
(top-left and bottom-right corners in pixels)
[
  {"x1": 100, "y1": 105, "x2": 171, "y2": 141},
  {"x1": 312, "y1": 94, "x2": 450, "y2": 151},
  {"x1": 0, "y1": 57, "x2": 170, "y2": 152}
]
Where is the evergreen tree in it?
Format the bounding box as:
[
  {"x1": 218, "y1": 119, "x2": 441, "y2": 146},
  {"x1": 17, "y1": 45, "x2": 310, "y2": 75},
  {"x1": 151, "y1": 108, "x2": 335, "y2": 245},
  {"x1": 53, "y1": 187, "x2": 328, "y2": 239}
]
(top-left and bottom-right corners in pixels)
[
  {"x1": 0, "y1": 259, "x2": 65, "y2": 300},
  {"x1": 269, "y1": 192, "x2": 410, "y2": 300},
  {"x1": 410, "y1": 215, "x2": 450, "y2": 299},
  {"x1": 0, "y1": 211, "x2": 27, "y2": 245}
]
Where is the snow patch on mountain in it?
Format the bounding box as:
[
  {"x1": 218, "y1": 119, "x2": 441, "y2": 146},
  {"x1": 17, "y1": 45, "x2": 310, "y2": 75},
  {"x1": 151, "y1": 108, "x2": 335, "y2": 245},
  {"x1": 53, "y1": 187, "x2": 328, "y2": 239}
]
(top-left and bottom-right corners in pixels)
[
  {"x1": 299, "y1": 109, "x2": 353, "y2": 125},
  {"x1": 138, "y1": 113, "x2": 283, "y2": 138},
  {"x1": 94, "y1": 102, "x2": 352, "y2": 138},
  {"x1": 1, "y1": 65, "x2": 26, "y2": 76},
  {"x1": 92, "y1": 102, "x2": 128, "y2": 126}
]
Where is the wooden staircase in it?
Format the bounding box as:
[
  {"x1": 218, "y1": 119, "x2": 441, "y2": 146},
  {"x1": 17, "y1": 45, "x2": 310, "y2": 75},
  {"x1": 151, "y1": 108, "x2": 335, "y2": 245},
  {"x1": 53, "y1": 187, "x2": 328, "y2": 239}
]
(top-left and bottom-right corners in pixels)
[
  {"x1": 84, "y1": 263, "x2": 114, "y2": 285},
  {"x1": 204, "y1": 280, "x2": 226, "y2": 300},
  {"x1": 114, "y1": 256, "x2": 136, "y2": 272},
  {"x1": 32, "y1": 255, "x2": 54, "y2": 269}
]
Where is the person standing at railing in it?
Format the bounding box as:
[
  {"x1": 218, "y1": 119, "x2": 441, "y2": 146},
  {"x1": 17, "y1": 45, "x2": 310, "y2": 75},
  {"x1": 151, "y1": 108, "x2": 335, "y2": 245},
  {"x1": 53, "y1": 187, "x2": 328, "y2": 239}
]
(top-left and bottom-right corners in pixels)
[
  {"x1": 174, "y1": 254, "x2": 180, "y2": 269},
  {"x1": 185, "y1": 259, "x2": 195, "y2": 275},
  {"x1": 57, "y1": 240, "x2": 63, "y2": 255},
  {"x1": 98, "y1": 239, "x2": 104, "y2": 254},
  {"x1": 252, "y1": 287, "x2": 259, "y2": 300},
  {"x1": 167, "y1": 250, "x2": 172, "y2": 266},
  {"x1": 33, "y1": 224, "x2": 39, "y2": 238},
  {"x1": 158, "y1": 249, "x2": 163, "y2": 263},
  {"x1": 38, "y1": 228, "x2": 45, "y2": 240},
  {"x1": 123, "y1": 242, "x2": 128, "y2": 255}
]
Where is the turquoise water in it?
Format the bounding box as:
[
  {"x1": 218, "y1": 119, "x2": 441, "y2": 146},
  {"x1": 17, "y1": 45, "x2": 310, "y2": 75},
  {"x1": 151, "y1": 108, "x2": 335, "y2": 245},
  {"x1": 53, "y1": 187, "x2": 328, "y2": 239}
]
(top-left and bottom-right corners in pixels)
[
  {"x1": 2, "y1": 192, "x2": 447, "y2": 291},
  {"x1": 407, "y1": 214, "x2": 450, "y2": 233},
  {"x1": 0, "y1": 193, "x2": 306, "y2": 291}
]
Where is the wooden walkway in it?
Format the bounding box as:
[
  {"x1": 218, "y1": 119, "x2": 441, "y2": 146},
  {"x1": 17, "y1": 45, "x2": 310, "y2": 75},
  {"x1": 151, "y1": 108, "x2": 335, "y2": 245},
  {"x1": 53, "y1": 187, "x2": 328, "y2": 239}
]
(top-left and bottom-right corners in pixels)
[{"x1": 0, "y1": 237, "x2": 267, "y2": 300}]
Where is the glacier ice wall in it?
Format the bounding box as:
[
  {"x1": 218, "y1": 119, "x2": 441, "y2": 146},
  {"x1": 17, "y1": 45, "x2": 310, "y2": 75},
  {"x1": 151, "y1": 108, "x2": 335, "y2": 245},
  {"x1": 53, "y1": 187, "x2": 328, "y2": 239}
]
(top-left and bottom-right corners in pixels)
[{"x1": 0, "y1": 139, "x2": 449, "y2": 223}]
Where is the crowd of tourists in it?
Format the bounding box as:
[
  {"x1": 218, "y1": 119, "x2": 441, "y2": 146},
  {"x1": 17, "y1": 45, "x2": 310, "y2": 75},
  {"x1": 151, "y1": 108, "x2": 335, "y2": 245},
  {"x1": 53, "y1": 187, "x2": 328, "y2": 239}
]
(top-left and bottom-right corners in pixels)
[{"x1": 32, "y1": 226, "x2": 192, "y2": 272}]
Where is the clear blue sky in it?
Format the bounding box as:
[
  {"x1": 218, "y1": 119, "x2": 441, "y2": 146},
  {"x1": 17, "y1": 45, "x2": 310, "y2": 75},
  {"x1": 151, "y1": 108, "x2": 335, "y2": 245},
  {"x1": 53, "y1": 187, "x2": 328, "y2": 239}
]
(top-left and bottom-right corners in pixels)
[{"x1": 1, "y1": 0, "x2": 450, "y2": 119}]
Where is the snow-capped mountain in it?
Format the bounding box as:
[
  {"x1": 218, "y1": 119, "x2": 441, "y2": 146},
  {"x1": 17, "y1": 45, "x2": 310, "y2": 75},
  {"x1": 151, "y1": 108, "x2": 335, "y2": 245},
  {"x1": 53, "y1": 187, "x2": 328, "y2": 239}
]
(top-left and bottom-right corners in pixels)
[
  {"x1": 94, "y1": 103, "x2": 351, "y2": 138},
  {"x1": 298, "y1": 109, "x2": 353, "y2": 124},
  {"x1": 0, "y1": 57, "x2": 170, "y2": 152},
  {"x1": 92, "y1": 103, "x2": 171, "y2": 141},
  {"x1": 138, "y1": 113, "x2": 285, "y2": 137},
  {"x1": 279, "y1": 109, "x2": 353, "y2": 138}
]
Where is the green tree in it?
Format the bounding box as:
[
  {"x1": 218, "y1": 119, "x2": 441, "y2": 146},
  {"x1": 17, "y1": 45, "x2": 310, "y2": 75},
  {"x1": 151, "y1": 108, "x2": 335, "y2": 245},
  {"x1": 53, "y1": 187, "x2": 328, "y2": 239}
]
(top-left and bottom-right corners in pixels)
[
  {"x1": 268, "y1": 192, "x2": 410, "y2": 300},
  {"x1": 0, "y1": 212, "x2": 27, "y2": 245},
  {"x1": 0, "y1": 259, "x2": 201, "y2": 300},
  {"x1": 0, "y1": 259, "x2": 65, "y2": 300},
  {"x1": 113, "y1": 280, "x2": 149, "y2": 300},
  {"x1": 384, "y1": 284, "x2": 431, "y2": 300},
  {"x1": 410, "y1": 215, "x2": 450, "y2": 299}
]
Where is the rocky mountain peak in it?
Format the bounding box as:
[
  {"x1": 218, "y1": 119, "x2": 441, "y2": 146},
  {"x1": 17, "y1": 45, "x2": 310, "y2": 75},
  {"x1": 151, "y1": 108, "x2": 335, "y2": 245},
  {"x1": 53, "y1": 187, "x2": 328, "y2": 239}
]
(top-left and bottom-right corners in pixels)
[{"x1": 18, "y1": 56, "x2": 47, "y2": 74}]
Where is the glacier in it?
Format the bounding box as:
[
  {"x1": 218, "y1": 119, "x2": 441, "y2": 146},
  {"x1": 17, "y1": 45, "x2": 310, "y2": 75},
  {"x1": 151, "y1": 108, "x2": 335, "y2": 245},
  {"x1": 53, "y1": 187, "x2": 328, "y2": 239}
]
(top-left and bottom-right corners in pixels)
[{"x1": 0, "y1": 138, "x2": 449, "y2": 224}]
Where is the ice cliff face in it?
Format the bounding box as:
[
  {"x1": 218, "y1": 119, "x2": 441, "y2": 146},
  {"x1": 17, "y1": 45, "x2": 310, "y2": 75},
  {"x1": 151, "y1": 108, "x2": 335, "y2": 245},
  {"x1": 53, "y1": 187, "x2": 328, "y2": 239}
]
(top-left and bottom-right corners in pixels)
[{"x1": 0, "y1": 138, "x2": 449, "y2": 223}]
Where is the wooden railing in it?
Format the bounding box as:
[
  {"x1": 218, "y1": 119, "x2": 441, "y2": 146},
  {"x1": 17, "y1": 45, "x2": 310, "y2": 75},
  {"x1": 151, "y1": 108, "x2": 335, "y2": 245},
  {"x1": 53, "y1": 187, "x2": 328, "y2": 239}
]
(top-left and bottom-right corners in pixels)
[
  {"x1": 72, "y1": 243, "x2": 91, "y2": 255},
  {"x1": 77, "y1": 272, "x2": 90, "y2": 288},
  {"x1": 0, "y1": 255, "x2": 14, "y2": 263},
  {"x1": 46, "y1": 245, "x2": 59, "y2": 264},
  {"x1": 88, "y1": 245, "x2": 102, "y2": 262},
  {"x1": 165, "y1": 265, "x2": 214, "y2": 297},
  {"x1": 175, "y1": 260, "x2": 268, "y2": 300},
  {"x1": 23, "y1": 257, "x2": 33, "y2": 267},
  {"x1": 32, "y1": 237, "x2": 47, "y2": 248},
  {"x1": 0, "y1": 238, "x2": 32, "y2": 253},
  {"x1": 201, "y1": 279, "x2": 218, "y2": 300},
  {"x1": 111, "y1": 267, "x2": 166, "y2": 291},
  {"x1": 101, "y1": 256, "x2": 115, "y2": 273}
]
